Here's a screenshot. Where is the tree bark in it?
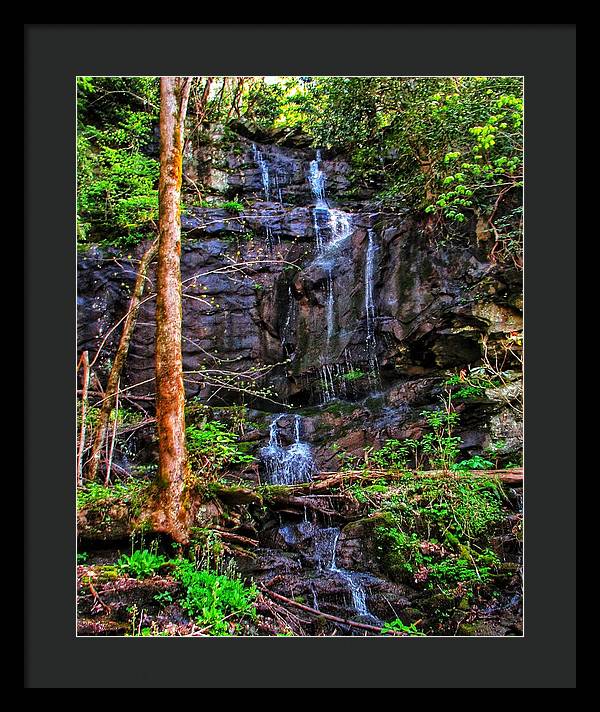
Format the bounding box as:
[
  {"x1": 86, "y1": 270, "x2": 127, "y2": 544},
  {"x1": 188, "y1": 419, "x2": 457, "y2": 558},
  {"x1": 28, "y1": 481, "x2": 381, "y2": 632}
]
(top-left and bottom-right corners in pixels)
[
  {"x1": 85, "y1": 239, "x2": 158, "y2": 482},
  {"x1": 77, "y1": 350, "x2": 90, "y2": 486},
  {"x1": 153, "y1": 77, "x2": 193, "y2": 543}
]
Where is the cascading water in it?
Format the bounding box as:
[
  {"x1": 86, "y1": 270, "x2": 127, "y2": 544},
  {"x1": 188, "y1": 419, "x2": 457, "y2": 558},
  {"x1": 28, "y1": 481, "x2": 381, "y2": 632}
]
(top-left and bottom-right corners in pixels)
[
  {"x1": 364, "y1": 228, "x2": 381, "y2": 383},
  {"x1": 312, "y1": 525, "x2": 379, "y2": 621},
  {"x1": 319, "y1": 363, "x2": 336, "y2": 404},
  {"x1": 308, "y1": 149, "x2": 327, "y2": 209},
  {"x1": 281, "y1": 285, "x2": 296, "y2": 348},
  {"x1": 309, "y1": 151, "x2": 353, "y2": 255},
  {"x1": 325, "y1": 267, "x2": 335, "y2": 347},
  {"x1": 273, "y1": 168, "x2": 285, "y2": 205},
  {"x1": 252, "y1": 143, "x2": 270, "y2": 200},
  {"x1": 260, "y1": 415, "x2": 316, "y2": 485},
  {"x1": 314, "y1": 526, "x2": 341, "y2": 572},
  {"x1": 328, "y1": 209, "x2": 352, "y2": 248},
  {"x1": 313, "y1": 210, "x2": 324, "y2": 253},
  {"x1": 307, "y1": 151, "x2": 356, "y2": 404}
]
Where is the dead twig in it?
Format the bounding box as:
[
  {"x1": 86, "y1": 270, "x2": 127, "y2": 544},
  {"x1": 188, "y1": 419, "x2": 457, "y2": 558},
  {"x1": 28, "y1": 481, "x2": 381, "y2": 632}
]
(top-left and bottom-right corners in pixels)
[{"x1": 260, "y1": 586, "x2": 405, "y2": 636}]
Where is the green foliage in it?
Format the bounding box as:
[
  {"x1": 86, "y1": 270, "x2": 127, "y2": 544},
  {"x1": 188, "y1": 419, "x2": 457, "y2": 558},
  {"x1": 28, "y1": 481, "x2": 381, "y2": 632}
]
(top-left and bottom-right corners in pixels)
[
  {"x1": 376, "y1": 484, "x2": 503, "y2": 593},
  {"x1": 451, "y1": 455, "x2": 495, "y2": 472},
  {"x1": 118, "y1": 546, "x2": 167, "y2": 579},
  {"x1": 444, "y1": 369, "x2": 500, "y2": 400},
  {"x1": 172, "y1": 559, "x2": 257, "y2": 635},
  {"x1": 342, "y1": 369, "x2": 366, "y2": 382},
  {"x1": 289, "y1": 76, "x2": 522, "y2": 262},
  {"x1": 153, "y1": 590, "x2": 174, "y2": 606},
  {"x1": 186, "y1": 421, "x2": 255, "y2": 480},
  {"x1": 76, "y1": 478, "x2": 150, "y2": 512},
  {"x1": 77, "y1": 402, "x2": 144, "y2": 430},
  {"x1": 76, "y1": 552, "x2": 89, "y2": 564},
  {"x1": 369, "y1": 439, "x2": 418, "y2": 471},
  {"x1": 243, "y1": 81, "x2": 287, "y2": 130},
  {"x1": 349, "y1": 479, "x2": 389, "y2": 503},
  {"x1": 428, "y1": 90, "x2": 523, "y2": 224},
  {"x1": 426, "y1": 556, "x2": 496, "y2": 587},
  {"x1": 382, "y1": 475, "x2": 505, "y2": 543},
  {"x1": 380, "y1": 618, "x2": 426, "y2": 636},
  {"x1": 367, "y1": 475, "x2": 506, "y2": 593},
  {"x1": 220, "y1": 200, "x2": 245, "y2": 213},
  {"x1": 77, "y1": 77, "x2": 160, "y2": 246},
  {"x1": 419, "y1": 406, "x2": 462, "y2": 470},
  {"x1": 375, "y1": 527, "x2": 425, "y2": 578}
]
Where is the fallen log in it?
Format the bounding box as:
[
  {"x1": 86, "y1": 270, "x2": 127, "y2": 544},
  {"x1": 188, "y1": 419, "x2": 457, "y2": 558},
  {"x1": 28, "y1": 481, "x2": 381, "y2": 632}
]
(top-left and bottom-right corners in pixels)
[
  {"x1": 259, "y1": 586, "x2": 406, "y2": 636},
  {"x1": 211, "y1": 484, "x2": 263, "y2": 506},
  {"x1": 308, "y1": 468, "x2": 523, "y2": 489},
  {"x1": 269, "y1": 494, "x2": 345, "y2": 517},
  {"x1": 209, "y1": 528, "x2": 258, "y2": 548}
]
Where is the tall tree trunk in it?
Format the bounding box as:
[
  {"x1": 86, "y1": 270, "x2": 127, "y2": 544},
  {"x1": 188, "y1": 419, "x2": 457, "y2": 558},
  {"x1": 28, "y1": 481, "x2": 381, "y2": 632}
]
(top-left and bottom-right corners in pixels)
[
  {"x1": 153, "y1": 77, "x2": 193, "y2": 543},
  {"x1": 85, "y1": 239, "x2": 158, "y2": 482},
  {"x1": 77, "y1": 350, "x2": 90, "y2": 486}
]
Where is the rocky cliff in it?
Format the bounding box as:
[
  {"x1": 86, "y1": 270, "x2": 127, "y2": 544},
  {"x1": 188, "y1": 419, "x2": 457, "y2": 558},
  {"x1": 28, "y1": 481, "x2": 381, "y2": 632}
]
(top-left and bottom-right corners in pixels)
[{"x1": 77, "y1": 123, "x2": 523, "y2": 472}]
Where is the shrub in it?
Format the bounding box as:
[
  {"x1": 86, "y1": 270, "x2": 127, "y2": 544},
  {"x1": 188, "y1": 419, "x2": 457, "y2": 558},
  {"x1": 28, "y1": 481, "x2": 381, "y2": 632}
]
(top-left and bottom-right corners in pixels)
[
  {"x1": 173, "y1": 559, "x2": 257, "y2": 635},
  {"x1": 186, "y1": 421, "x2": 255, "y2": 480},
  {"x1": 118, "y1": 547, "x2": 167, "y2": 579}
]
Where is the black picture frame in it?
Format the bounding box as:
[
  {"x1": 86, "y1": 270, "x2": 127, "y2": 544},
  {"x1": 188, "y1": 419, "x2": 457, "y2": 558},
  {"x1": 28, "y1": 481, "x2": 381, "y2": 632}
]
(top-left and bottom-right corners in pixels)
[{"x1": 25, "y1": 24, "x2": 576, "y2": 689}]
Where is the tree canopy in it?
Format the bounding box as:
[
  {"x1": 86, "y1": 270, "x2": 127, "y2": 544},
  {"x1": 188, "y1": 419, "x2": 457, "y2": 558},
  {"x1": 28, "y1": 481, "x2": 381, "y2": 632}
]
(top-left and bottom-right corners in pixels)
[{"x1": 77, "y1": 75, "x2": 523, "y2": 263}]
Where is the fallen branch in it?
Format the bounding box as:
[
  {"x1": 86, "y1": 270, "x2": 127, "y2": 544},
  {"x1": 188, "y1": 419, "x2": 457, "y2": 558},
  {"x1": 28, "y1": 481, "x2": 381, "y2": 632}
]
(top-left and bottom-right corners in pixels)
[
  {"x1": 312, "y1": 469, "x2": 523, "y2": 487},
  {"x1": 79, "y1": 389, "x2": 156, "y2": 403},
  {"x1": 269, "y1": 494, "x2": 349, "y2": 518},
  {"x1": 88, "y1": 581, "x2": 111, "y2": 613},
  {"x1": 259, "y1": 586, "x2": 405, "y2": 636},
  {"x1": 209, "y1": 528, "x2": 258, "y2": 548}
]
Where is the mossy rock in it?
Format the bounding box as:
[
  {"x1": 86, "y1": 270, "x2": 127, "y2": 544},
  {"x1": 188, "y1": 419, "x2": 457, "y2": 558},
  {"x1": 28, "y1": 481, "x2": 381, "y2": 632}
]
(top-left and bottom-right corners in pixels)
[
  {"x1": 77, "y1": 501, "x2": 132, "y2": 542},
  {"x1": 210, "y1": 484, "x2": 263, "y2": 507},
  {"x1": 337, "y1": 511, "x2": 396, "y2": 572}
]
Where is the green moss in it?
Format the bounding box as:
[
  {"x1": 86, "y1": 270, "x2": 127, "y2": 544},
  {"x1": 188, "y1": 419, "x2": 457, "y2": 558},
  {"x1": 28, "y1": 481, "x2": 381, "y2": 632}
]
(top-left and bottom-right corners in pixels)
[
  {"x1": 457, "y1": 622, "x2": 478, "y2": 636},
  {"x1": 322, "y1": 401, "x2": 357, "y2": 417},
  {"x1": 375, "y1": 525, "x2": 422, "y2": 583},
  {"x1": 77, "y1": 478, "x2": 151, "y2": 514},
  {"x1": 363, "y1": 394, "x2": 385, "y2": 414}
]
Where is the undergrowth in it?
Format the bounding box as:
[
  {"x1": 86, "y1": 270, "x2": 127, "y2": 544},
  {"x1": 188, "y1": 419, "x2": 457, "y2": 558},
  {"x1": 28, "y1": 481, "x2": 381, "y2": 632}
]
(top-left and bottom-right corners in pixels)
[{"x1": 76, "y1": 478, "x2": 151, "y2": 514}]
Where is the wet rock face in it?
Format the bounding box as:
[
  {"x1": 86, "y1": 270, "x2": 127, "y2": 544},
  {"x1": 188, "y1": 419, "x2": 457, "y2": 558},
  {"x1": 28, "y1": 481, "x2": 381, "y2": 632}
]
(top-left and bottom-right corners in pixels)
[
  {"x1": 194, "y1": 127, "x2": 352, "y2": 205},
  {"x1": 77, "y1": 125, "x2": 523, "y2": 463}
]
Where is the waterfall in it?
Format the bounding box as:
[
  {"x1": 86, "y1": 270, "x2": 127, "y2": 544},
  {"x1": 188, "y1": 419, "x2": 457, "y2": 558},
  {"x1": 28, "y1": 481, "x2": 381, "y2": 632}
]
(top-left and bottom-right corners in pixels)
[
  {"x1": 281, "y1": 285, "x2": 295, "y2": 347},
  {"x1": 308, "y1": 149, "x2": 327, "y2": 208},
  {"x1": 307, "y1": 151, "x2": 356, "y2": 386},
  {"x1": 313, "y1": 209, "x2": 324, "y2": 252},
  {"x1": 313, "y1": 527, "x2": 340, "y2": 572},
  {"x1": 309, "y1": 151, "x2": 353, "y2": 255},
  {"x1": 260, "y1": 415, "x2": 316, "y2": 485},
  {"x1": 364, "y1": 228, "x2": 380, "y2": 381},
  {"x1": 312, "y1": 525, "x2": 378, "y2": 620},
  {"x1": 325, "y1": 266, "x2": 335, "y2": 347},
  {"x1": 252, "y1": 143, "x2": 270, "y2": 200},
  {"x1": 274, "y1": 168, "x2": 284, "y2": 205},
  {"x1": 294, "y1": 414, "x2": 302, "y2": 443},
  {"x1": 329, "y1": 209, "x2": 352, "y2": 248},
  {"x1": 337, "y1": 571, "x2": 374, "y2": 620},
  {"x1": 320, "y1": 363, "x2": 336, "y2": 404}
]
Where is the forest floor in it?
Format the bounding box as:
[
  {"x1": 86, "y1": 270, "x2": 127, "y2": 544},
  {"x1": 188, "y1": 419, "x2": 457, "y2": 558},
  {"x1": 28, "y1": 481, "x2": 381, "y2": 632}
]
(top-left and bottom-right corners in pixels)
[{"x1": 77, "y1": 468, "x2": 523, "y2": 637}]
